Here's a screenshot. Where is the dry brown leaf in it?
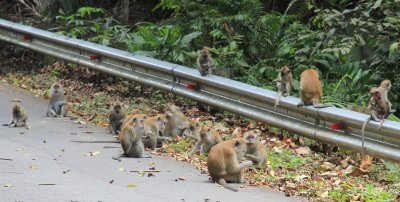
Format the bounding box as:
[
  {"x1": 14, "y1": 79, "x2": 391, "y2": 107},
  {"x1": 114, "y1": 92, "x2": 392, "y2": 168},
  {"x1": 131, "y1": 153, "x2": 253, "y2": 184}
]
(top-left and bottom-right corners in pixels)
[
  {"x1": 349, "y1": 167, "x2": 369, "y2": 177},
  {"x1": 295, "y1": 146, "x2": 311, "y2": 156}
]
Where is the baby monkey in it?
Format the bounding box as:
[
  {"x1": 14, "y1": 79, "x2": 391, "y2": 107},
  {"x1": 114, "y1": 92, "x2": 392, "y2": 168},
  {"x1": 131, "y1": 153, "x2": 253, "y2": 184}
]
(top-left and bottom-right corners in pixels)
[
  {"x1": 3, "y1": 105, "x2": 28, "y2": 127},
  {"x1": 47, "y1": 82, "x2": 68, "y2": 117},
  {"x1": 187, "y1": 126, "x2": 222, "y2": 156},
  {"x1": 273, "y1": 66, "x2": 293, "y2": 107},
  {"x1": 197, "y1": 48, "x2": 215, "y2": 76},
  {"x1": 108, "y1": 102, "x2": 126, "y2": 135},
  {"x1": 243, "y1": 131, "x2": 266, "y2": 166}
]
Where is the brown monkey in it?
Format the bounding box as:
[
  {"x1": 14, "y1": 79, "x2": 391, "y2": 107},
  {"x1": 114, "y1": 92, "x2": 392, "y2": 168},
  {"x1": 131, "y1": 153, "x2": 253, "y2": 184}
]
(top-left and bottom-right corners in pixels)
[
  {"x1": 273, "y1": 66, "x2": 293, "y2": 107},
  {"x1": 243, "y1": 131, "x2": 266, "y2": 166},
  {"x1": 119, "y1": 115, "x2": 150, "y2": 158},
  {"x1": 187, "y1": 126, "x2": 222, "y2": 156},
  {"x1": 297, "y1": 69, "x2": 330, "y2": 108},
  {"x1": 379, "y1": 80, "x2": 395, "y2": 113},
  {"x1": 182, "y1": 119, "x2": 201, "y2": 141},
  {"x1": 3, "y1": 105, "x2": 28, "y2": 127},
  {"x1": 164, "y1": 106, "x2": 190, "y2": 138},
  {"x1": 108, "y1": 102, "x2": 126, "y2": 135},
  {"x1": 207, "y1": 138, "x2": 253, "y2": 192},
  {"x1": 142, "y1": 115, "x2": 172, "y2": 150},
  {"x1": 47, "y1": 82, "x2": 68, "y2": 117},
  {"x1": 197, "y1": 48, "x2": 215, "y2": 76}
]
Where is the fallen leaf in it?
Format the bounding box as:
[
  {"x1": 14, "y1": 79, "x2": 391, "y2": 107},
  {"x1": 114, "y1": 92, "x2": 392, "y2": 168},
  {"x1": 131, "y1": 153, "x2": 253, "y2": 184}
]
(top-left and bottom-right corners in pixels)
[
  {"x1": 119, "y1": 167, "x2": 125, "y2": 172},
  {"x1": 148, "y1": 173, "x2": 155, "y2": 177},
  {"x1": 295, "y1": 174, "x2": 308, "y2": 182},
  {"x1": 63, "y1": 169, "x2": 71, "y2": 174},
  {"x1": 318, "y1": 171, "x2": 338, "y2": 177},
  {"x1": 321, "y1": 191, "x2": 328, "y2": 198},
  {"x1": 85, "y1": 150, "x2": 101, "y2": 156},
  {"x1": 127, "y1": 184, "x2": 137, "y2": 187},
  {"x1": 137, "y1": 171, "x2": 145, "y2": 177},
  {"x1": 295, "y1": 147, "x2": 311, "y2": 156},
  {"x1": 73, "y1": 120, "x2": 86, "y2": 124},
  {"x1": 349, "y1": 167, "x2": 369, "y2": 177},
  {"x1": 3, "y1": 184, "x2": 12, "y2": 187},
  {"x1": 10, "y1": 98, "x2": 21, "y2": 102},
  {"x1": 110, "y1": 179, "x2": 114, "y2": 184}
]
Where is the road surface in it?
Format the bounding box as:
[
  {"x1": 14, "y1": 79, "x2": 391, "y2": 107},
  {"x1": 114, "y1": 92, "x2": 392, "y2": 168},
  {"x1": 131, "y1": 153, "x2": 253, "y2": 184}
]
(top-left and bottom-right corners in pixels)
[{"x1": 0, "y1": 82, "x2": 307, "y2": 202}]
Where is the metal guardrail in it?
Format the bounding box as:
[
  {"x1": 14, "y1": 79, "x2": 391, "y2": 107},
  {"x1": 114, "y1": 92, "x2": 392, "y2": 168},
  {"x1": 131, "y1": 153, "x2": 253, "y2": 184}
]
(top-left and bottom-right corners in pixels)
[{"x1": 0, "y1": 18, "x2": 399, "y2": 162}]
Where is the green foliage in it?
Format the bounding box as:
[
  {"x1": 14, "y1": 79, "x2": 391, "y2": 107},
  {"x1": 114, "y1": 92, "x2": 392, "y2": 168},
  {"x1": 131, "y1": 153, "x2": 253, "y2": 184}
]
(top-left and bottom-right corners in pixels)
[
  {"x1": 267, "y1": 149, "x2": 304, "y2": 169},
  {"x1": 52, "y1": 7, "x2": 129, "y2": 46},
  {"x1": 124, "y1": 23, "x2": 201, "y2": 63}
]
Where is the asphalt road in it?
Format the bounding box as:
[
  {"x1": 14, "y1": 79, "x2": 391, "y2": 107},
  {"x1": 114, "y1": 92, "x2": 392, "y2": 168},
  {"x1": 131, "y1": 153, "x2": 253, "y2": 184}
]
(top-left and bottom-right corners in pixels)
[{"x1": 0, "y1": 82, "x2": 307, "y2": 202}]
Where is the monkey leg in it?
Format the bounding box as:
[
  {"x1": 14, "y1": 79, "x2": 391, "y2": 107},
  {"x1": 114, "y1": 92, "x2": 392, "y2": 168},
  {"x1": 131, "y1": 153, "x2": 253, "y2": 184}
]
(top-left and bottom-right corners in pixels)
[
  {"x1": 312, "y1": 100, "x2": 331, "y2": 108},
  {"x1": 188, "y1": 141, "x2": 202, "y2": 156},
  {"x1": 157, "y1": 136, "x2": 172, "y2": 142},
  {"x1": 284, "y1": 82, "x2": 291, "y2": 96},
  {"x1": 275, "y1": 91, "x2": 282, "y2": 107},
  {"x1": 297, "y1": 101, "x2": 305, "y2": 108},
  {"x1": 217, "y1": 178, "x2": 238, "y2": 192},
  {"x1": 47, "y1": 108, "x2": 58, "y2": 117},
  {"x1": 59, "y1": 103, "x2": 67, "y2": 117},
  {"x1": 13, "y1": 121, "x2": 26, "y2": 127}
]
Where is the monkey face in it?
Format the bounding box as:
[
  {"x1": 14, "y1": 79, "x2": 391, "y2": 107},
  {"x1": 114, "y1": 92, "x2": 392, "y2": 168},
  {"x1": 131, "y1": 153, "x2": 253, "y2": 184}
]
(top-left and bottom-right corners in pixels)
[
  {"x1": 157, "y1": 116, "x2": 167, "y2": 135},
  {"x1": 132, "y1": 118, "x2": 144, "y2": 130},
  {"x1": 280, "y1": 66, "x2": 290, "y2": 75},
  {"x1": 200, "y1": 48, "x2": 209, "y2": 56},
  {"x1": 244, "y1": 131, "x2": 257, "y2": 145},
  {"x1": 114, "y1": 105, "x2": 122, "y2": 114},
  {"x1": 381, "y1": 80, "x2": 392, "y2": 90},
  {"x1": 199, "y1": 127, "x2": 211, "y2": 141}
]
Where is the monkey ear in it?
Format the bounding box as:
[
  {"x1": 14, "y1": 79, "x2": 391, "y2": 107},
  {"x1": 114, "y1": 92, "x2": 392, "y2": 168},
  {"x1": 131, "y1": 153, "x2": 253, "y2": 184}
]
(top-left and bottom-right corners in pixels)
[
  {"x1": 234, "y1": 140, "x2": 240, "y2": 147},
  {"x1": 157, "y1": 116, "x2": 161, "y2": 121},
  {"x1": 208, "y1": 128, "x2": 211, "y2": 132}
]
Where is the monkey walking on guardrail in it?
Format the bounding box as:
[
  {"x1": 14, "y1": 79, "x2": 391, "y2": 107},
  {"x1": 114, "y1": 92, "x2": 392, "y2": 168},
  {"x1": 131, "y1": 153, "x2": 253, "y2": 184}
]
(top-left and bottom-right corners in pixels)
[
  {"x1": 197, "y1": 48, "x2": 214, "y2": 76},
  {"x1": 272, "y1": 66, "x2": 292, "y2": 107}
]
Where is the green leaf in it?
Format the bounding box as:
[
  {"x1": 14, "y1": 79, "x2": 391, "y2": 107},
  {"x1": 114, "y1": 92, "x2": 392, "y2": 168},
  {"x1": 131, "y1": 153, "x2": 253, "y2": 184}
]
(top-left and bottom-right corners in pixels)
[
  {"x1": 389, "y1": 42, "x2": 399, "y2": 56},
  {"x1": 373, "y1": 0, "x2": 383, "y2": 9},
  {"x1": 179, "y1": 32, "x2": 202, "y2": 48},
  {"x1": 127, "y1": 184, "x2": 137, "y2": 187}
]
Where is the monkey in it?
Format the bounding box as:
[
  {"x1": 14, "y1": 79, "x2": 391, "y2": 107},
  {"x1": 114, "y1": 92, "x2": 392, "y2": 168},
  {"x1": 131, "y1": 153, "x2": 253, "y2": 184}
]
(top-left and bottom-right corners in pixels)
[
  {"x1": 187, "y1": 126, "x2": 222, "y2": 156},
  {"x1": 142, "y1": 115, "x2": 172, "y2": 150},
  {"x1": 379, "y1": 79, "x2": 396, "y2": 113},
  {"x1": 164, "y1": 106, "x2": 190, "y2": 138},
  {"x1": 297, "y1": 69, "x2": 330, "y2": 108},
  {"x1": 119, "y1": 115, "x2": 150, "y2": 158},
  {"x1": 197, "y1": 48, "x2": 215, "y2": 76},
  {"x1": 163, "y1": 103, "x2": 181, "y2": 113},
  {"x1": 272, "y1": 66, "x2": 293, "y2": 107},
  {"x1": 243, "y1": 131, "x2": 266, "y2": 166},
  {"x1": 108, "y1": 102, "x2": 126, "y2": 135},
  {"x1": 361, "y1": 87, "x2": 390, "y2": 155},
  {"x1": 47, "y1": 82, "x2": 68, "y2": 117},
  {"x1": 182, "y1": 119, "x2": 201, "y2": 141},
  {"x1": 3, "y1": 105, "x2": 28, "y2": 127},
  {"x1": 207, "y1": 138, "x2": 253, "y2": 192}
]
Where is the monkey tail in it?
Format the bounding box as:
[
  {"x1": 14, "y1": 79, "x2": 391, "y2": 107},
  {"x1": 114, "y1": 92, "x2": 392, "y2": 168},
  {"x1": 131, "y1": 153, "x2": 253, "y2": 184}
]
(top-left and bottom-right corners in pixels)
[
  {"x1": 217, "y1": 179, "x2": 238, "y2": 192},
  {"x1": 361, "y1": 116, "x2": 371, "y2": 157}
]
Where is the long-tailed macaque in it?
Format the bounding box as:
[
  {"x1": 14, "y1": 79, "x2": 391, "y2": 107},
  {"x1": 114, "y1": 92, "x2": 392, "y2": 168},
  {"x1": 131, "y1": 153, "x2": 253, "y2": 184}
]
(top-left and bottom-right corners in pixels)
[
  {"x1": 164, "y1": 104, "x2": 190, "y2": 138},
  {"x1": 297, "y1": 69, "x2": 330, "y2": 108},
  {"x1": 273, "y1": 66, "x2": 293, "y2": 107},
  {"x1": 379, "y1": 80, "x2": 395, "y2": 113},
  {"x1": 182, "y1": 119, "x2": 201, "y2": 141},
  {"x1": 187, "y1": 126, "x2": 222, "y2": 156},
  {"x1": 361, "y1": 87, "x2": 390, "y2": 141},
  {"x1": 3, "y1": 105, "x2": 28, "y2": 127},
  {"x1": 142, "y1": 115, "x2": 172, "y2": 150},
  {"x1": 108, "y1": 102, "x2": 126, "y2": 135},
  {"x1": 47, "y1": 82, "x2": 68, "y2": 117},
  {"x1": 197, "y1": 48, "x2": 215, "y2": 76},
  {"x1": 207, "y1": 138, "x2": 253, "y2": 192},
  {"x1": 243, "y1": 131, "x2": 266, "y2": 166},
  {"x1": 119, "y1": 115, "x2": 150, "y2": 158}
]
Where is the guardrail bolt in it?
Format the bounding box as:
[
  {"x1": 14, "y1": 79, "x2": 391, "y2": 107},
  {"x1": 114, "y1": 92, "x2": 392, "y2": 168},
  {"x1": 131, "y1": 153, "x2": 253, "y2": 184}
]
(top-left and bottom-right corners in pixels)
[{"x1": 23, "y1": 35, "x2": 33, "y2": 41}]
